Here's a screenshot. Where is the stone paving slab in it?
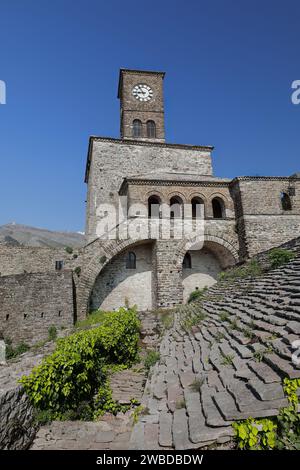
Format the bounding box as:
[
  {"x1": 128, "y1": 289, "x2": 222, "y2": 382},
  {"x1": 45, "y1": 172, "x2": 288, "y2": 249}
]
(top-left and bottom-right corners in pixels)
[{"x1": 31, "y1": 412, "x2": 133, "y2": 450}]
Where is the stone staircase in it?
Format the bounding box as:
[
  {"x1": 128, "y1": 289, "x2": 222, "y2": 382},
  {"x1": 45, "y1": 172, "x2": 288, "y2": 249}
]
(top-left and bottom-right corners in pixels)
[{"x1": 130, "y1": 253, "x2": 300, "y2": 449}]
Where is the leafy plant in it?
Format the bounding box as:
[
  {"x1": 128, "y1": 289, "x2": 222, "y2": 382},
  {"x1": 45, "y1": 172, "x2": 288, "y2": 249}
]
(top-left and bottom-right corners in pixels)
[
  {"x1": 34, "y1": 409, "x2": 54, "y2": 425},
  {"x1": 65, "y1": 246, "x2": 73, "y2": 254},
  {"x1": 144, "y1": 350, "x2": 160, "y2": 371},
  {"x1": 6, "y1": 341, "x2": 30, "y2": 359},
  {"x1": 232, "y1": 378, "x2": 300, "y2": 449},
  {"x1": 232, "y1": 417, "x2": 277, "y2": 449},
  {"x1": 268, "y1": 248, "x2": 295, "y2": 269},
  {"x1": 93, "y1": 379, "x2": 130, "y2": 419},
  {"x1": 131, "y1": 405, "x2": 145, "y2": 424},
  {"x1": 76, "y1": 309, "x2": 110, "y2": 329},
  {"x1": 182, "y1": 310, "x2": 206, "y2": 330},
  {"x1": 155, "y1": 308, "x2": 175, "y2": 331},
  {"x1": 99, "y1": 255, "x2": 107, "y2": 264},
  {"x1": 20, "y1": 307, "x2": 140, "y2": 419},
  {"x1": 48, "y1": 325, "x2": 57, "y2": 342},
  {"x1": 188, "y1": 287, "x2": 207, "y2": 304},
  {"x1": 218, "y1": 259, "x2": 262, "y2": 282}
]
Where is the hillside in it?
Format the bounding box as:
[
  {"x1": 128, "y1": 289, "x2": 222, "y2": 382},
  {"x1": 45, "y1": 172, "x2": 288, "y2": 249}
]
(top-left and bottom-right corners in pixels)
[{"x1": 0, "y1": 223, "x2": 85, "y2": 249}]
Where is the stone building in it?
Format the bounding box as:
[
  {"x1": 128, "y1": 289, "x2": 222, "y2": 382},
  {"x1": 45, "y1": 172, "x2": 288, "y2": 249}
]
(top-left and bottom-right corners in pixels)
[
  {"x1": 0, "y1": 68, "x2": 300, "y2": 343},
  {"x1": 83, "y1": 69, "x2": 300, "y2": 313}
]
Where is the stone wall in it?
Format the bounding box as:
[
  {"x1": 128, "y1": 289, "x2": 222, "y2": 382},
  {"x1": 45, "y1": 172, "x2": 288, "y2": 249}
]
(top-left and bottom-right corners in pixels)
[
  {"x1": 0, "y1": 245, "x2": 78, "y2": 276},
  {"x1": 252, "y1": 235, "x2": 300, "y2": 270},
  {"x1": 231, "y1": 177, "x2": 300, "y2": 258},
  {"x1": 243, "y1": 215, "x2": 300, "y2": 257},
  {"x1": 0, "y1": 271, "x2": 75, "y2": 345},
  {"x1": 90, "y1": 243, "x2": 154, "y2": 311}
]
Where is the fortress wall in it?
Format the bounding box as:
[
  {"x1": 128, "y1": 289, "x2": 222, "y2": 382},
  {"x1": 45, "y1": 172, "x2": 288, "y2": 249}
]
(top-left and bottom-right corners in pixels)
[
  {"x1": 0, "y1": 271, "x2": 75, "y2": 345},
  {"x1": 0, "y1": 245, "x2": 78, "y2": 276}
]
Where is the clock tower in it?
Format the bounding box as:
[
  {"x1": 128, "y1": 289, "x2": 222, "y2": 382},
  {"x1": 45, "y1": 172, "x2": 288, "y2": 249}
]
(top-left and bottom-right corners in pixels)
[{"x1": 117, "y1": 69, "x2": 166, "y2": 142}]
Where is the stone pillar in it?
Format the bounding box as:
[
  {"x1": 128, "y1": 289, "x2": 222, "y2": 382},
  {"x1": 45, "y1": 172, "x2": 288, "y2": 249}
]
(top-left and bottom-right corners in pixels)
[{"x1": 154, "y1": 240, "x2": 183, "y2": 308}]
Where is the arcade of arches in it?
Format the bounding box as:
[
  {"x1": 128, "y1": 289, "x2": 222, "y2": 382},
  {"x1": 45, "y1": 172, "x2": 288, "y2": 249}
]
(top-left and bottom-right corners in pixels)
[{"x1": 88, "y1": 238, "x2": 236, "y2": 311}]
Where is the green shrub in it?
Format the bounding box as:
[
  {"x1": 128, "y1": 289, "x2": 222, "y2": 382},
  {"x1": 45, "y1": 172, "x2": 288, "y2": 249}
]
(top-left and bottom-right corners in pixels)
[
  {"x1": 76, "y1": 309, "x2": 111, "y2": 329},
  {"x1": 232, "y1": 378, "x2": 300, "y2": 449},
  {"x1": 188, "y1": 287, "x2": 207, "y2": 304},
  {"x1": 182, "y1": 310, "x2": 206, "y2": 330},
  {"x1": 20, "y1": 307, "x2": 140, "y2": 418},
  {"x1": 155, "y1": 308, "x2": 175, "y2": 331},
  {"x1": 218, "y1": 259, "x2": 262, "y2": 281},
  {"x1": 6, "y1": 341, "x2": 30, "y2": 359},
  {"x1": 232, "y1": 417, "x2": 277, "y2": 449},
  {"x1": 268, "y1": 248, "x2": 295, "y2": 269},
  {"x1": 35, "y1": 409, "x2": 54, "y2": 425},
  {"x1": 144, "y1": 350, "x2": 160, "y2": 371},
  {"x1": 65, "y1": 246, "x2": 73, "y2": 254},
  {"x1": 48, "y1": 326, "x2": 57, "y2": 342}
]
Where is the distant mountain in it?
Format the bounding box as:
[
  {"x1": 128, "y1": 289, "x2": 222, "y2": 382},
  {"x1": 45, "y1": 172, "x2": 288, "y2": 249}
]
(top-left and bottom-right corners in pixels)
[{"x1": 0, "y1": 223, "x2": 85, "y2": 249}]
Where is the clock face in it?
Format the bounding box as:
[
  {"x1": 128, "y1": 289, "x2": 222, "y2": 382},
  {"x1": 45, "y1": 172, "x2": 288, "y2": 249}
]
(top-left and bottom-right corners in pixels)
[{"x1": 132, "y1": 84, "x2": 153, "y2": 102}]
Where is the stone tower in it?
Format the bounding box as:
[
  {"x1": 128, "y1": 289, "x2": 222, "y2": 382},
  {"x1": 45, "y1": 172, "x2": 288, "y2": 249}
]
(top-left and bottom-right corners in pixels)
[{"x1": 118, "y1": 69, "x2": 165, "y2": 142}]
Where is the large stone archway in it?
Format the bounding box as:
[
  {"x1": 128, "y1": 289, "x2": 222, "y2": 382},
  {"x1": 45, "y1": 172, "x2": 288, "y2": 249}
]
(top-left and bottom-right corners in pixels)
[
  {"x1": 151, "y1": 231, "x2": 239, "y2": 309},
  {"x1": 76, "y1": 230, "x2": 239, "y2": 317},
  {"x1": 90, "y1": 242, "x2": 154, "y2": 312},
  {"x1": 76, "y1": 238, "x2": 155, "y2": 320}
]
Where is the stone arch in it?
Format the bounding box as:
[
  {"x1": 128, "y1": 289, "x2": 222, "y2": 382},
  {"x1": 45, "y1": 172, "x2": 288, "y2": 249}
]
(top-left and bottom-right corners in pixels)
[
  {"x1": 173, "y1": 233, "x2": 238, "y2": 303},
  {"x1": 76, "y1": 238, "x2": 154, "y2": 319},
  {"x1": 173, "y1": 232, "x2": 238, "y2": 270},
  {"x1": 187, "y1": 191, "x2": 207, "y2": 204},
  {"x1": 166, "y1": 190, "x2": 187, "y2": 203},
  {"x1": 208, "y1": 191, "x2": 230, "y2": 204},
  {"x1": 143, "y1": 189, "x2": 165, "y2": 205}
]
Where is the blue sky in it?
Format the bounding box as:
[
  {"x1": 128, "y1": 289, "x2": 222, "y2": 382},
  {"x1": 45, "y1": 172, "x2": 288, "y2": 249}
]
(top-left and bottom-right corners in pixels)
[{"x1": 0, "y1": 0, "x2": 299, "y2": 232}]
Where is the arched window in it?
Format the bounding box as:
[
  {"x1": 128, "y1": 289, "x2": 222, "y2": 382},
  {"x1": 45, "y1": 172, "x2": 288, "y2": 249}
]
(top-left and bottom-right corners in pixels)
[
  {"x1": 170, "y1": 196, "x2": 184, "y2": 219},
  {"x1": 132, "y1": 119, "x2": 142, "y2": 138},
  {"x1": 281, "y1": 192, "x2": 292, "y2": 211},
  {"x1": 147, "y1": 120, "x2": 156, "y2": 138},
  {"x1": 148, "y1": 195, "x2": 161, "y2": 218},
  {"x1": 191, "y1": 197, "x2": 204, "y2": 219},
  {"x1": 212, "y1": 197, "x2": 225, "y2": 219},
  {"x1": 126, "y1": 251, "x2": 136, "y2": 269},
  {"x1": 183, "y1": 252, "x2": 192, "y2": 269}
]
